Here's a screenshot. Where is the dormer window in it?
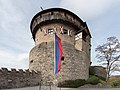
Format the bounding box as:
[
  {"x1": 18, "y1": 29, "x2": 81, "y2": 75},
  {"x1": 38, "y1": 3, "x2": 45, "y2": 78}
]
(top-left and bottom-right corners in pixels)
[{"x1": 75, "y1": 32, "x2": 82, "y2": 40}]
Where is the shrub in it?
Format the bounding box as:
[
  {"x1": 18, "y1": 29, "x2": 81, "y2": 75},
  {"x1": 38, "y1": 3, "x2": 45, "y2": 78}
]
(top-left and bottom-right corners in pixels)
[
  {"x1": 89, "y1": 66, "x2": 106, "y2": 81},
  {"x1": 112, "y1": 80, "x2": 120, "y2": 87},
  {"x1": 58, "y1": 79, "x2": 86, "y2": 88},
  {"x1": 86, "y1": 76, "x2": 100, "y2": 85},
  {"x1": 96, "y1": 75, "x2": 106, "y2": 81},
  {"x1": 99, "y1": 79, "x2": 106, "y2": 85}
]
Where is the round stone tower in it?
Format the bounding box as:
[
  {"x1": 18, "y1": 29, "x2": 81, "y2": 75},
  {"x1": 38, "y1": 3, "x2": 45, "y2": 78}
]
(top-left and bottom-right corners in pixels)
[{"x1": 29, "y1": 8, "x2": 91, "y2": 84}]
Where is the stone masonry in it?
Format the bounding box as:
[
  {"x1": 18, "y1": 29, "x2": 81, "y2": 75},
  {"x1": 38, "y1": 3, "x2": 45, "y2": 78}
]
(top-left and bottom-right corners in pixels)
[
  {"x1": 0, "y1": 8, "x2": 108, "y2": 89},
  {"x1": 29, "y1": 8, "x2": 92, "y2": 85},
  {"x1": 93, "y1": 66, "x2": 107, "y2": 79},
  {"x1": 0, "y1": 68, "x2": 41, "y2": 89}
]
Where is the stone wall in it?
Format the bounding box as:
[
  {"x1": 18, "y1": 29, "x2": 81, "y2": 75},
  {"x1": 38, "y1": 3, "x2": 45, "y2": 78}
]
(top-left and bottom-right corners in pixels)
[
  {"x1": 0, "y1": 68, "x2": 41, "y2": 89},
  {"x1": 93, "y1": 66, "x2": 107, "y2": 79},
  {"x1": 29, "y1": 41, "x2": 90, "y2": 85}
]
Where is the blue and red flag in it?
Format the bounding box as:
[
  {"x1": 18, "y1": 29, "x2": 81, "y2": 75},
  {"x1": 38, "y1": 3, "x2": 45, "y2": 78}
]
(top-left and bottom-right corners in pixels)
[{"x1": 54, "y1": 33, "x2": 62, "y2": 74}]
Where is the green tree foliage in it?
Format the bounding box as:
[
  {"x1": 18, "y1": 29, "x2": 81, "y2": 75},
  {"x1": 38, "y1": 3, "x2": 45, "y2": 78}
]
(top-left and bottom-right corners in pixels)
[{"x1": 112, "y1": 80, "x2": 120, "y2": 87}]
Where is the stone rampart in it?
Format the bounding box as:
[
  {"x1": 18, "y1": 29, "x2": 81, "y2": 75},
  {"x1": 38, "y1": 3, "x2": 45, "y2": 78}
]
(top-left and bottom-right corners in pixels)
[
  {"x1": 93, "y1": 66, "x2": 106, "y2": 79},
  {"x1": 29, "y1": 41, "x2": 89, "y2": 85},
  {"x1": 0, "y1": 68, "x2": 41, "y2": 89}
]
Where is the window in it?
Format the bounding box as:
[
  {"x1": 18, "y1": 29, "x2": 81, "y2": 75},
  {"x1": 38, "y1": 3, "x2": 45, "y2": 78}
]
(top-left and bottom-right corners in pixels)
[
  {"x1": 51, "y1": 12, "x2": 53, "y2": 15},
  {"x1": 63, "y1": 29, "x2": 68, "y2": 34},
  {"x1": 30, "y1": 60, "x2": 33, "y2": 63},
  {"x1": 48, "y1": 29, "x2": 54, "y2": 34},
  {"x1": 75, "y1": 32, "x2": 82, "y2": 40},
  {"x1": 83, "y1": 31, "x2": 87, "y2": 42},
  {"x1": 64, "y1": 13, "x2": 66, "y2": 16},
  {"x1": 61, "y1": 56, "x2": 64, "y2": 61}
]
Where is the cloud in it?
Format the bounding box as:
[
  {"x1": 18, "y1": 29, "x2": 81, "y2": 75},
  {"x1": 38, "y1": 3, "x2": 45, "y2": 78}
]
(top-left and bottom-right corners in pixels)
[
  {"x1": 0, "y1": 0, "x2": 36, "y2": 69},
  {"x1": 0, "y1": 0, "x2": 24, "y2": 29},
  {"x1": 60, "y1": 0, "x2": 120, "y2": 20},
  {"x1": 0, "y1": 0, "x2": 34, "y2": 51},
  {"x1": 0, "y1": 50, "x2": 29, "y2": 69}
]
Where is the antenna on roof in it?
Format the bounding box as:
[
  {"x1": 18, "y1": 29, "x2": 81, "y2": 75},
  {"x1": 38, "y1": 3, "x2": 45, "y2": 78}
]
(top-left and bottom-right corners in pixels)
[{"x1": 40, "y1": 7, "x2": 44, "y2": 11}]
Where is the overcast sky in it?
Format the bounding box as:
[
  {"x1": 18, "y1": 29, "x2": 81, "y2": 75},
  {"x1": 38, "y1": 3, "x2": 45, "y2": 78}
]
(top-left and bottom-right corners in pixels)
[{"x1": 0, "y1": 0, "x2": 120, "y2": 75}]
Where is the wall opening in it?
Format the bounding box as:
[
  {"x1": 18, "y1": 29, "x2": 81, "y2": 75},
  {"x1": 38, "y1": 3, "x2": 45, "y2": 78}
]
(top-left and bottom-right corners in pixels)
[
  {"x1": 75, "y1": 32, "x2": 82, "y2": 40},
  {"x1": 63, "y1": 29, "x2": 68, "y2": 34},
  {"x1": 48, "y1": 29, "x2": 54, "y2": 34},
  {"x1": 30, "y1": 60, "x2": 33, "y2": 63},
  {"x1": 61, "y1": 56, "x2": 64, "y2": 61}
]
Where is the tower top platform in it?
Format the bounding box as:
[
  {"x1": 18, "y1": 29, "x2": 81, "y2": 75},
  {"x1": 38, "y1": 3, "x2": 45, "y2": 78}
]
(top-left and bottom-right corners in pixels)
[{"x1": 30, "y1": 8, "x2": 91, "y2": 40}]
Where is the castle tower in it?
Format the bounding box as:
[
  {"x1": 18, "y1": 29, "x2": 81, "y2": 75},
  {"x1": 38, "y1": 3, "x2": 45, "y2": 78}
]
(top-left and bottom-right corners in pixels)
[{"x1": 29, "y1": 8, "x2": 91, "y2": 84}]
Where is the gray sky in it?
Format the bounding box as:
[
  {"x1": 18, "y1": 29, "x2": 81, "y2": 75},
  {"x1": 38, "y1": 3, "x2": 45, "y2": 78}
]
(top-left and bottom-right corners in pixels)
[{"x1": 0, "y1": 0, "x2": 120, "y2": 75}]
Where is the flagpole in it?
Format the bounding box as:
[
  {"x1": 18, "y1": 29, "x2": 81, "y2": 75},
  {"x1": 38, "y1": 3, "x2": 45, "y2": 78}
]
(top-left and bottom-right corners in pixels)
[
  {"x1": 54, "y1": 33, "x2": 55, "y2": 75},
  {"x1": 54, "y1": 33, "x2": 56, "y2": 90}
]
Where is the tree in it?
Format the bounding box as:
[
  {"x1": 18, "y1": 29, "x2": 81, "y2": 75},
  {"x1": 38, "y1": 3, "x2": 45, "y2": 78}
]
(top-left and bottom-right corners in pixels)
[{"x1": 95, "y1": 36, "x2": 120, "y2": 82}]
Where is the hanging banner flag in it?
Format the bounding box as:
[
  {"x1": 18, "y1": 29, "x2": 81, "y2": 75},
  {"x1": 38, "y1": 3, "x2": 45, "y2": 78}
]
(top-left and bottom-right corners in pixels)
[{"x1": 54, "y1": 33, "x2": 63, "y2": 74}]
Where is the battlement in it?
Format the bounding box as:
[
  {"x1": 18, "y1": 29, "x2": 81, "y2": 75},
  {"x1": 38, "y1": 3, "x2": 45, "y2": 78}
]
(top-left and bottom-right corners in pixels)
[
  {"x1": 30, "y1": 8, "x2": 91, "y2": 41},
  {"x1": 0, "y1": 67, "x2": 41, "y2": 89},
  {"x1": 30, "y1": 8, "x2": 84, "y2": 37},
  {"x1": 0, "y1": 67, "x2": 38, "y2": 74}
]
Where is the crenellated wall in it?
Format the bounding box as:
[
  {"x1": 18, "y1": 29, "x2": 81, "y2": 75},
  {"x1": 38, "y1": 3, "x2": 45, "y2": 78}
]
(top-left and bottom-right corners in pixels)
[{"x1": 0, "y1": 68, "x2": 41, "y2": 89}]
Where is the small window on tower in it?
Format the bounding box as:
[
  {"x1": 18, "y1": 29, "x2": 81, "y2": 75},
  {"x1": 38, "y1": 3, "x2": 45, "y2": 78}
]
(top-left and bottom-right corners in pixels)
[
  {"x1": 61, "y1": 56, "x2": 64, "y2": 61},
  {"x1": 75, "y1": 32, "x2": 82, "y2": 40},
  {"x1": 48, "y1": 29, "x2": 54, "y2": 34},
  {"x1": 51, "y1": 12, "x2": 53, "y2": 15},
  {"x1": 83, "y1": 31, "x2": 87, "y2": 42},
  {"x1": 63, "y1": 29, "x2": 68, "y2": 34},
  {"x1": 30, "y1": 60, "x2": 33, "y2": 63}
]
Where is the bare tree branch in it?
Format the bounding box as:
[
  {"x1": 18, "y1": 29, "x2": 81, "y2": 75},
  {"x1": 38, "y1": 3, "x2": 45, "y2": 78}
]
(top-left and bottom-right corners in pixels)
[{"x1": 95, "y1": 36, "x2": 120, "y2": 82}]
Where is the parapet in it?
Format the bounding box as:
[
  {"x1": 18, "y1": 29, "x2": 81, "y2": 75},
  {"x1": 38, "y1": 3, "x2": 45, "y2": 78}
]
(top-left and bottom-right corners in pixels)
[
  {"x1": 30, "y1": 8, "x2": 92, "y2": 41},
  {"x1": 0, "y1": 67, "x2": 41, "y2": 89},
  {"x1": 1, "y1": 67, "x2": 8, "y2": 72},
  {"x1": 0, "y1": 68, "x2": 28, "y2": 73}
]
